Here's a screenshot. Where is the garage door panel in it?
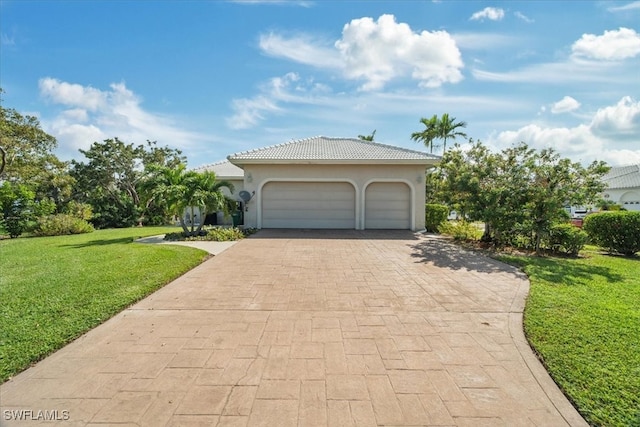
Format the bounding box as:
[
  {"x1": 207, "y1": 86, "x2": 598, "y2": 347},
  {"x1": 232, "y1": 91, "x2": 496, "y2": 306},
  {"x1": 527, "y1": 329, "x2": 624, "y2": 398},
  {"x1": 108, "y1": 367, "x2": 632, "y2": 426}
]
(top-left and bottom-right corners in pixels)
[
  {"x1": 365, "y1": 182, "x2": 410, "y2": 229},
  {"x1": 262, "y1": 182, "x2": 355, "y2": 229}
]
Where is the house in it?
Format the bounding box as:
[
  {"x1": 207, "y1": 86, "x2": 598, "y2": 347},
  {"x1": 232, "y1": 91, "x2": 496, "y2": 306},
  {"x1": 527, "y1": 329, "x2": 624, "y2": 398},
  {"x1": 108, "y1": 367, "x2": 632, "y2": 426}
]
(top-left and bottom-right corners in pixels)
[
  {"x1": 191, "y1": 160, "x2": 245, "y2": 226},
  {"x1": 601, "y1": 164, "x2": 640, "y2": 212},
  {"x1": 197, "y1": 136, "x2": 439, "y2": 230}
]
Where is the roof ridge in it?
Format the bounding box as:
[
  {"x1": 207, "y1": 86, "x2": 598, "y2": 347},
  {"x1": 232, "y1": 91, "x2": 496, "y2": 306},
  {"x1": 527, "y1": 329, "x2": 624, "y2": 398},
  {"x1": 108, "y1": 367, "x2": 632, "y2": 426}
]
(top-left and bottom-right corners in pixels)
[
  {"x1": 228, "y1": 136, "x2": 318, "y2": 158},
  {"x1": 228, "y1": 136, "x2": 432, "y2": 158}
]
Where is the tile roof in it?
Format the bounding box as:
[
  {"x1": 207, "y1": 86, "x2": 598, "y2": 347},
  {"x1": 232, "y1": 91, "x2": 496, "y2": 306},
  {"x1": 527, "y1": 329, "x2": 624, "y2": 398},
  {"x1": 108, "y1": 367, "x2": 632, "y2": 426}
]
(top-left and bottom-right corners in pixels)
[
  {"x1": 227, "y1": 136, "x2": 439, "y2": 164},
  {"x1": 602, "y1": 164, "x2": 640, "y2": 189},
  {"x1": 193, "y1": 160, "x2": 244, "y2": 178}
]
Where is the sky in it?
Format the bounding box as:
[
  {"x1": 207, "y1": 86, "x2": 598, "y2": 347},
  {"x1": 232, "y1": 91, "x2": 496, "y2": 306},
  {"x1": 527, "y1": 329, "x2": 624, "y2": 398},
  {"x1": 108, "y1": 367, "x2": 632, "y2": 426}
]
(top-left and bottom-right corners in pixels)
[{"x1": 1, "y1": 0, "x2": 639, "y2": 168}]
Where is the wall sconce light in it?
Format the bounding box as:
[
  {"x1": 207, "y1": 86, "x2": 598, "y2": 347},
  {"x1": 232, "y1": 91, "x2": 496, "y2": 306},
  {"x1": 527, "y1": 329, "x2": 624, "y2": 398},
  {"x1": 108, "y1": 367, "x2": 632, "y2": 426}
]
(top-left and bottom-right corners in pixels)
[
  {"x1": 246, "y1": 173, "x2": 253, "y2": 183},
  {"x1": 417, "y1": 175, "x2": 423, "y2": 184}
]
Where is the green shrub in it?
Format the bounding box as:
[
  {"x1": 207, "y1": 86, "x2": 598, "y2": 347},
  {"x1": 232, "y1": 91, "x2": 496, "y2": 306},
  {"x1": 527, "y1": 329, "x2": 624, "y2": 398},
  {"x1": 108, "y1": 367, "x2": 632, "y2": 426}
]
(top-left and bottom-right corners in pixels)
[
  {"x1": 438, "y1": 221, "x2": 482, "y2": 241},
  {"x1": 164, "y1": 227, "x2": 246, "y2": 242},
  {"x1": 583, "y1": 211, "x2": 640, "y2": 256},
  {"x1": 425, "y1": 204, "x2": 449, "y2": 232},
  {"x1": 546, "y1": 223, "x2": 587, "y2": 256},
  {"x1": 63, "y1": 201, "x2": 93, "y2": 221},
  {"x1": 34, "y1": 214, "x2": 95, "y2": 236}
]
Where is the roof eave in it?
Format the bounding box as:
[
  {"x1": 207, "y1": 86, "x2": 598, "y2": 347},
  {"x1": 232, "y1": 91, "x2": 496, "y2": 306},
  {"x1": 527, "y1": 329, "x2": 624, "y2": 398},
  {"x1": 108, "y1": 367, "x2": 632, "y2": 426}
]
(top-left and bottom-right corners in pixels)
[{"x1": 227, "y1": 158, "x2": 440, "y2": 166}]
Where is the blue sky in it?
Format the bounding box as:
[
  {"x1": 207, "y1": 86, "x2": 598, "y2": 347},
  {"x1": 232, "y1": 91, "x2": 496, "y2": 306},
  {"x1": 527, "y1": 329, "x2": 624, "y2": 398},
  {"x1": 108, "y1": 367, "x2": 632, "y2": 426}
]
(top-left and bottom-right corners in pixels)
[{"x1": 1, "y1": 0, "x2": 639, "y2": 168}]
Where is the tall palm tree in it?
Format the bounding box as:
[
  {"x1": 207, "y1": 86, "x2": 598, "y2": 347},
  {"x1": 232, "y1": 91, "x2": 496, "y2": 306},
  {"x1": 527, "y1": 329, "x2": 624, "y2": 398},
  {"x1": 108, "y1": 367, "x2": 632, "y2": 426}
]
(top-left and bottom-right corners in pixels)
[
  {"x1": 437, "y1": 113, "x2": 467, "y2": 154},
  {"x1": 410, "y1": 115, "x2": 439, "y2": 153},
  {"x1": 142, "y1": 164, "x2": 233, "y2": 235}
]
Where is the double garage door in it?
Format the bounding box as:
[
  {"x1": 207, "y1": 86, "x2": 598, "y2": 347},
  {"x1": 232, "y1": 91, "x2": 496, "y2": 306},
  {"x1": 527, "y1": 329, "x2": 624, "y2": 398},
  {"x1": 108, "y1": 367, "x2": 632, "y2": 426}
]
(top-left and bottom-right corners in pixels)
[{"x1": 261, "y1": 181, "x2": 410, "y2": 229}]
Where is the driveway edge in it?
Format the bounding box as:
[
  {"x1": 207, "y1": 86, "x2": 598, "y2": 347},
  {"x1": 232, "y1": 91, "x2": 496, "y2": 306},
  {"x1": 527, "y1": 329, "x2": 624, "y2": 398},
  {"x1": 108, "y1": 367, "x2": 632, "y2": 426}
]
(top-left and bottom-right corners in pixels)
[{"x1": 507, "y1": 268, "x2": 589, "y2": 427}]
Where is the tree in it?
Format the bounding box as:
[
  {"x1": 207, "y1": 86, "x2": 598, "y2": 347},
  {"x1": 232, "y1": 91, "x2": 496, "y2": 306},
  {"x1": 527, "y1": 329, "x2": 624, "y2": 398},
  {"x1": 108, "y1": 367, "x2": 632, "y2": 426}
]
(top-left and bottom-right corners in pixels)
[
  {"x1": 71, "y1": 138, "x2": 185, "y2": 228},
  {"x1": 0, "y1": 144, "x2": 5, "y2": 177},
  {"x1": 412, "y1": 114, "x2": 468, "y2": 155},
  {"x1": 0, "y1": 89, "x2": 75, "y2": 236},
  {"x1": 142, "y1": 164, "x2": 234, "y2": 236},
  {"x1": 436, "y1": 113, "x2": 467, "y2": 154},
  {"x1": 358, "y1": 130, "x2": 376, "y2": 141},
  {"x1": 411, "y1": 115, "x2": 439, "y2": 153},
  {"x1": 435, "y1": 141, "x2": 609, "y2": 252}
]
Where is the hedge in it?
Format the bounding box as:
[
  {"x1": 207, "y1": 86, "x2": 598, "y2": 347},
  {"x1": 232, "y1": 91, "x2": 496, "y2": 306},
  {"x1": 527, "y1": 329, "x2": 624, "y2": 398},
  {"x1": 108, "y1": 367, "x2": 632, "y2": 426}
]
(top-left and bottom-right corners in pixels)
[
  {"x1": 583, "y1": 211, "x2": 640, "y2": 256},
  {"x1": 425, "y1": 204, "x2": 449, "y2": 232}
]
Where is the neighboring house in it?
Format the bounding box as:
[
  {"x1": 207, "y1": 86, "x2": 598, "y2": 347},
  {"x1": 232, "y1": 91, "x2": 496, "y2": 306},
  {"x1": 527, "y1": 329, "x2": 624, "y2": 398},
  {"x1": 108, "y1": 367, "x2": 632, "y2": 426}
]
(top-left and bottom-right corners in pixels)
[
  {"x1": 601, "y1": 164, "x2": 640, "y2": 212},
  {"x1": 224, "y1": 136, "x2": 439, "y2": 230},
  {"x1": 188, "y1": 160, "x2": 245, "y2": 226}
]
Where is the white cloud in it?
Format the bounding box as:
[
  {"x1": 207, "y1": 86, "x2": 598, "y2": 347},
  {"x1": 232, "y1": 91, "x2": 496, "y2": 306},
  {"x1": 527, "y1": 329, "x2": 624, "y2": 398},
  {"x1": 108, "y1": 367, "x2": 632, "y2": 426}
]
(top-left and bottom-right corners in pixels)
[
  {"x1": 226, "y1": 72, "x2": 332, "y2": 129},
  {"x1": 514, "y1": 11, "x2": 534, "y2": 23},
  {"x1": 259, "y1": 33, "x2": 341, "y2": 69},
  {"x1": 1, "y1": 33, "x2": 15, "y2": 46},
  {"x1": 336, "y1": 15, "x2": 463, "y2": 90},
  {"x1": 259, "y1": 14, "x2": 464, "y2": 91},
  {"x1": 551, "y1": 96, "x2": 581, "y2": 114},
  {"x1": 590, "y1": 96, "x2": 640, "y2": 139},
  {"x1": 607, "y1": 1, "x2": 640, "y2": 12},
  {"x1": 39, "y1": 78, "x2": 107, "y2": 111},
  {"x1": 572, "y1": 27, "x2": 640, "y2": 60},
  {"x1": 38, "y1": 78, "x2": 210, "y2": 158},
  {"x1": 490, "y1": 97, "x2": 640, "y2": 165},
  {"x1": 470, "y1": 7, "x2": 505, "y2": 21},
  {"x1": 472, "y1": 55, "x2": 627, "y2": 84}
]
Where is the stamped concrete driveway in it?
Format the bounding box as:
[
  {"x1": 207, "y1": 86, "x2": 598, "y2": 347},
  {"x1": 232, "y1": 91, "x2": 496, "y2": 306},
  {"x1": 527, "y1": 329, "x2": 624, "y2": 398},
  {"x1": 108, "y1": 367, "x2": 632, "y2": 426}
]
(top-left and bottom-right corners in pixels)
[{"x1": 0, "y1": 230, "x2": 587, "y2": 426}]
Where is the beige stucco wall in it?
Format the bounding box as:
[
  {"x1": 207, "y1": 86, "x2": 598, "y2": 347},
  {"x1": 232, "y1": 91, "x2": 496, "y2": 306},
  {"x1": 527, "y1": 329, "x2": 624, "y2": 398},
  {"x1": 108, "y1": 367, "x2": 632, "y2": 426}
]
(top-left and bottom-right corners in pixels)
[{"x1": 239, "y1": 163, "x2": 429, "y2": 230}]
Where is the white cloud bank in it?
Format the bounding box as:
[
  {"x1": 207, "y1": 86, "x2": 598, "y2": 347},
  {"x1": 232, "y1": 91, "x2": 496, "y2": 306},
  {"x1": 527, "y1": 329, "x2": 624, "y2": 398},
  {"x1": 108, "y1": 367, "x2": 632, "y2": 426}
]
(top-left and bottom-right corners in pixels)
[
  {"x1": 572, "y1": 27, "x2": 640, "y2": 60},
  {"x1": 38, "y1": 77, "x2": 209, "y2": 158},
  {"x1": 491, "y1": 96, "x2": 640, "y2": 166},
  {"x1": 259, "y1": 14, "x2": 463, "y2": 91}
]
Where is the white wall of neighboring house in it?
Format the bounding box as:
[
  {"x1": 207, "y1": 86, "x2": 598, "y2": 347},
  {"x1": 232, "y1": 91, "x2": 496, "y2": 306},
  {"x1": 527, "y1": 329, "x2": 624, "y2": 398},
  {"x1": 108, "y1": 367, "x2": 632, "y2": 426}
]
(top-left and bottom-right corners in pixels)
[{"x1": 603, "y1": 188, "x2": 640, "y2": 212}]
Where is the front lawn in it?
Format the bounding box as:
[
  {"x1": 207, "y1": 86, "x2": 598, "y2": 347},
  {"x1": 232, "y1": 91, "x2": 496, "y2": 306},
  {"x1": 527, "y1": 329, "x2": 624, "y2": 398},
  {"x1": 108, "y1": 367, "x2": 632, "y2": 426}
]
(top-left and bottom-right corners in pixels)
[
  {"x1": 499, "y1": 249, "x2": 640, "y2": 427},
  {"x1": 0, "y1": 227, "x2": 209, "y2": 383}
]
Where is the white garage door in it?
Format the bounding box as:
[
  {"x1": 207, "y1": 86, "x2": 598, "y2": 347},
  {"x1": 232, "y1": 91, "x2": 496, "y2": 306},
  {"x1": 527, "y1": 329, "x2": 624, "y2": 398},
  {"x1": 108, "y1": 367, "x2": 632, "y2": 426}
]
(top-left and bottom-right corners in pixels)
[
  {"x1": 262, "y1": 181, "x2": 355, "y2": 229},
  {"x1": 365, "y1": 182, "x2": 411, "y2": 229},
  {"x1": 621, "y1": 191, "x2": 640, "y2": 212}
]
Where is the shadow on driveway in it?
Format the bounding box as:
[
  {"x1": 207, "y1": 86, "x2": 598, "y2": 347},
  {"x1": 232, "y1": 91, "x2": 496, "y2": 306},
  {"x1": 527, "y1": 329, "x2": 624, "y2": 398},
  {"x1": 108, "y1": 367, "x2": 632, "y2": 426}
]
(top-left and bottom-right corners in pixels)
[
  {"x1": 249, "y1": 229, "x2": 420, "y2": 240},
  {"x1": 410, "y1": 233, "x2": 521, "y2": 274}
]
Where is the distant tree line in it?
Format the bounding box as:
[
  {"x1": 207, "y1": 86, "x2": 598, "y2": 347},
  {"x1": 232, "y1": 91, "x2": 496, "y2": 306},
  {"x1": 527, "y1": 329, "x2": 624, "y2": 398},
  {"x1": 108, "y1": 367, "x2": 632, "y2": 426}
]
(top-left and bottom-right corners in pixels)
[{"x1": 0, "y1": 89, "x2": 231, "y2": 237}]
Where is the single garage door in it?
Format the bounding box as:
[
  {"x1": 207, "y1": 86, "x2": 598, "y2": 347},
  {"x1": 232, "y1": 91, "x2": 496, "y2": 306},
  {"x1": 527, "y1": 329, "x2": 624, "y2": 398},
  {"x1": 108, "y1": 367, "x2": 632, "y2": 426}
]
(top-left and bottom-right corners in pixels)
[
  {"x1": 262, "y1": 181, "x2": 355, "y2": 229},
  {"x1": 365, "y1": 182, "x2": 411, "y2": 229}
]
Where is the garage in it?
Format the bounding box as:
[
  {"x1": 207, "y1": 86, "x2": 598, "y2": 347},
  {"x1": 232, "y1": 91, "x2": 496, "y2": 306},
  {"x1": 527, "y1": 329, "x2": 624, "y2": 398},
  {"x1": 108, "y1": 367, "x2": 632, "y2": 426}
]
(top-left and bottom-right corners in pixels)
[
  {"x1": 262, "y1": 181, "x2": 356, "y2": 229},
  {"x1": 365, "y1": 182, "x2": 411, "y2": 229}
]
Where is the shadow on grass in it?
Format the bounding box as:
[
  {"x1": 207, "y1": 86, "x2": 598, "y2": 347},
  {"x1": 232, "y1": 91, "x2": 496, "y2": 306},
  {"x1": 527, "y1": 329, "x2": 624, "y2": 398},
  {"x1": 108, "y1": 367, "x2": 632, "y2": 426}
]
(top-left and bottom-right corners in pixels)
[
  {"x1": 410, "y1": 234, "x2": 522, "y2": 275},
  {"x1": 498, "y1": 254, "x2": 625, "y2": 285},
  {"x1": 59, "y1": 237, "x2": 135, "y2": 248}
]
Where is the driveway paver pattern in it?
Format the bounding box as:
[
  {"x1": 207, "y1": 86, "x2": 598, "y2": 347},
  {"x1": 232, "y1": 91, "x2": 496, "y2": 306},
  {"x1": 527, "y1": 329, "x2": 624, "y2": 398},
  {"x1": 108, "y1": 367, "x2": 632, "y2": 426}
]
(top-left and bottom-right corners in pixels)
[{"x1": 0, "y1": 230, "x2": 587, "y2": 426}]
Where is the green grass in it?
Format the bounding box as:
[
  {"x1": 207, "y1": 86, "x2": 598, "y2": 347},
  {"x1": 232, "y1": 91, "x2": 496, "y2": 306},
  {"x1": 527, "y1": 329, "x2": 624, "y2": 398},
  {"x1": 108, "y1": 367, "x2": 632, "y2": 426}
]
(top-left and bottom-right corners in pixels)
[
  {"x1": 0, "y1": 227, "x2": 209, "y2": 383},
  {"x1": 498, "y1": 248, "x2": 640, "y2": 427}
]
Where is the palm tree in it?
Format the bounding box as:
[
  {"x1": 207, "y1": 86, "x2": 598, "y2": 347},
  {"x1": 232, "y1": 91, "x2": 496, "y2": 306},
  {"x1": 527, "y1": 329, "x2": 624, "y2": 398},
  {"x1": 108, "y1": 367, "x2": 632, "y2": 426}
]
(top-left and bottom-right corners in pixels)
[
  {"x1": 437, "y1": 113, "x2": 467, "y2": 154},
  {"x1": 142, "y1": 164, "x2": 233, "y2": 235},
  {"x1": 410, "y1": 115, "x2": 439, "y2": 153},
  {"x1": 358, "y1": 130, "x2": 376, "y2": 141}
]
